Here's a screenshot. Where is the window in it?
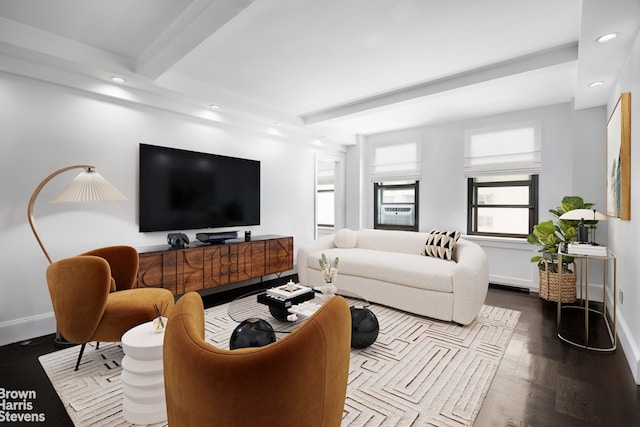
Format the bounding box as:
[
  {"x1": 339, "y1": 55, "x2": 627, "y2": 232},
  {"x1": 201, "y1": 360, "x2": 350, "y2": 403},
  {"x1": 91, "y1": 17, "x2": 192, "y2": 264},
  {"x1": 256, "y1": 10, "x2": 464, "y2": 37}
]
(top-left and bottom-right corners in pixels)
[
  {"x1": 374, "y1": 181, "x2": 419, "y2": 231},
  {"x1": 465, "y1": 122, "x2": 540, "y2": 237},
  {"x1": 316, "y1": 160, "x2": 336, "y2": 229},
  {"x1": 370, "y1": 141, "x2": 420, "y2": 231},
  {"x1": 468, "y1": 175, "x2": 538, "y2": 237},
  {"x1": 316, "y1": 184, "x2": 335, "y2": 227}
]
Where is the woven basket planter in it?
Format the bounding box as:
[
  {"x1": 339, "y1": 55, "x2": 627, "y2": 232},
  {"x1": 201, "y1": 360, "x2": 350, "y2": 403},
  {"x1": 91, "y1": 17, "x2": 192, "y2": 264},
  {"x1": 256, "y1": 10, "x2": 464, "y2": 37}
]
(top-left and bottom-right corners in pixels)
[{"x1": 539, "y1": 260, "x2": 576, "y2": 303}]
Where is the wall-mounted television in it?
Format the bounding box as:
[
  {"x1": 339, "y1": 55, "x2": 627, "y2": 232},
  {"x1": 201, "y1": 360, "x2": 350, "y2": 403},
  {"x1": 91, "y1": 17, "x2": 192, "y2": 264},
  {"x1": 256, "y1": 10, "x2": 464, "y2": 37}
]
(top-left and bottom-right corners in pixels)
[{"x1": 139, "y1": 144, "x2": 260, "y2": 232}]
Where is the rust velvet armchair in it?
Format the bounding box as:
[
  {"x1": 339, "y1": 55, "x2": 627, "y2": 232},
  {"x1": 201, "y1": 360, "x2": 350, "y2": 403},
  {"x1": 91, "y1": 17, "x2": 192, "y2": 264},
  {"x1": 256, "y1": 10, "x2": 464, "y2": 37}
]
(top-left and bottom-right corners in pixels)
[
  {"x1": 45, "y1": 245, "x2": 174, "y2": 370},
  {"x1": 163, "y1": 291, "x2": 352, "y2": 427}
]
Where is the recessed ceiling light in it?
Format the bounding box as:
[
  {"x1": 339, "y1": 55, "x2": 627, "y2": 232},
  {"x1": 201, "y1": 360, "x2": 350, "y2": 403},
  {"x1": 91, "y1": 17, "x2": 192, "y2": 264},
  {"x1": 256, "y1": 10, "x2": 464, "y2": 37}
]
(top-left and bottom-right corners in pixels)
[
  {"x1": 209, "y1": 104, "x2": 220, "y2": 109},
  {"x1": 596, "y1": 33, "x2": 618, "y2": 43},
  {"x1": 274, "y1": 122, "x2": 281, "y2": 126},
  {"x1": 588, "y1": 81, "x2": 605, "y2": 87},
  {"x1": 110, "y1": 76, "x2": 126, "y2": 84}
]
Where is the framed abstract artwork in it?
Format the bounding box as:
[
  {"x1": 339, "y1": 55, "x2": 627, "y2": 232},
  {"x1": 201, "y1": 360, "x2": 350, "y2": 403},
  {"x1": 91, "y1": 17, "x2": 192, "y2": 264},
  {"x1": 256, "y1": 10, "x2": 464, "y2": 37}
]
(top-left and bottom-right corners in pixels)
[{"x1": 606, "y1": 92, "x2": 631, "y2": 220}]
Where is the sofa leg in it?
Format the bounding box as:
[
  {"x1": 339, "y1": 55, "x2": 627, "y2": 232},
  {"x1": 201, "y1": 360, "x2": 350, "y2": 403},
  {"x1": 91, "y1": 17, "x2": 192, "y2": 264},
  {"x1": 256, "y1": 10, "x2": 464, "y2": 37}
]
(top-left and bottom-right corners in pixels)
[{"x1": 74, "y1": 343, "x2": 86, "y2": 371}]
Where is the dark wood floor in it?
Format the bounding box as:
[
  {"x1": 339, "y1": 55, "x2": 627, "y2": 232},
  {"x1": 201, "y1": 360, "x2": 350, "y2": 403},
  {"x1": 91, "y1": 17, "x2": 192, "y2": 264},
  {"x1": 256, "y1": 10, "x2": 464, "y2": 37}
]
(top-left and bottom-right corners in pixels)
[
  {"x1": 1, "y1": 283, "x2": 638, "y2": 426},
  {"x1": 477, "y1": 286, "x2": 640, "y2": 426}
]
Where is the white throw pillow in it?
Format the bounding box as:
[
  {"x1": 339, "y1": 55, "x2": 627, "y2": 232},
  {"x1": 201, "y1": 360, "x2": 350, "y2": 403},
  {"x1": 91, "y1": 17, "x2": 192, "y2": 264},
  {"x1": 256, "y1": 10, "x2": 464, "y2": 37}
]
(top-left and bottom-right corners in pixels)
[{"x1": 334, "y1": 228, "x2": 357, "y2": 248}]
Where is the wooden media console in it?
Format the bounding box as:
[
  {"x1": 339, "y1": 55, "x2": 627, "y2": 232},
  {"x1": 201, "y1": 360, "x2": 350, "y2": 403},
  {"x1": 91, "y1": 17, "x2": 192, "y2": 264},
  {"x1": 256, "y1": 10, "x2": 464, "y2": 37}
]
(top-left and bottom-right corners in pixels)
[{"x1": 136, "y1": 235, "x2": 293, "y2": 296}]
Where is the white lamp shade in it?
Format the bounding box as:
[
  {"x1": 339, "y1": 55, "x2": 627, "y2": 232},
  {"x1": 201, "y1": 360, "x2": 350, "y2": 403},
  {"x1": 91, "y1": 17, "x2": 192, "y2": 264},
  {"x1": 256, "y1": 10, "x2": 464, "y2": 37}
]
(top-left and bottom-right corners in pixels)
[
  {"x1": 50, "y1": 169, "x2": 127, "y2": 203},
  {"x1": 559, "y1": 209, "x2": 607, "y2": 221}
]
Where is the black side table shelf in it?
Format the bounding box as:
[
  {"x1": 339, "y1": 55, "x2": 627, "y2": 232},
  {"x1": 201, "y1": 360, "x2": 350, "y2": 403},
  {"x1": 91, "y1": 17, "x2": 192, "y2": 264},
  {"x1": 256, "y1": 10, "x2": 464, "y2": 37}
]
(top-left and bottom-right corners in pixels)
[{"x1": 557, "y1": 250, "x2": 617, "y2": 352}]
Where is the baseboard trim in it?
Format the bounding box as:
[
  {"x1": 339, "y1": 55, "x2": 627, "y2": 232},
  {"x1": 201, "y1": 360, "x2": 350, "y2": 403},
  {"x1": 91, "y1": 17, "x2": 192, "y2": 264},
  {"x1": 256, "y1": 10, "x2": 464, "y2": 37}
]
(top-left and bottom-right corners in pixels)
[
  {"x1": 607, "y1": 291, "x2": 640, "y2": 385},
  {"x1": 0, "y1": 311, "x2": 55, "y2": 346}
]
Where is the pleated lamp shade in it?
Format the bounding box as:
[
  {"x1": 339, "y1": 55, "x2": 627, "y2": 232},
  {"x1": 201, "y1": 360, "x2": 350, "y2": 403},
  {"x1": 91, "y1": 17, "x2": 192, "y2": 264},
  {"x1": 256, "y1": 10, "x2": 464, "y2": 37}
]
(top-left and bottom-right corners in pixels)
[
  {"x1": 50, "y1": 168, "x2": 127, "y2": 203},
  {"x1": 559, "y1": 209, "x2": 607, "y2": 221}
]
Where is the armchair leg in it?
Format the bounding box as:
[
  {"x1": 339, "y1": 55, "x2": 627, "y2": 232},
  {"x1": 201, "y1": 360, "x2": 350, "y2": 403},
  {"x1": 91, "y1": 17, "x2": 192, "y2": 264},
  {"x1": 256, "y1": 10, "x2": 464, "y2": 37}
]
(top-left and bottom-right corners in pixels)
[
  {"x1": 75, "y1": 343, "x2": 86, "y2": 371},
  {"x1": 96, "y1": 342, "x2": 100, "y2": 349}
]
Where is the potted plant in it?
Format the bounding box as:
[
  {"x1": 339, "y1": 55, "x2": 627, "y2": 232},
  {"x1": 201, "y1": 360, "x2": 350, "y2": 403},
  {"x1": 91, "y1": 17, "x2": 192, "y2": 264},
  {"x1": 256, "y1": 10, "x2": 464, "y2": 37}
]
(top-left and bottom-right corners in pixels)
[{"x1": 527, "y1": 196, "x2": 596, "y2": 302}]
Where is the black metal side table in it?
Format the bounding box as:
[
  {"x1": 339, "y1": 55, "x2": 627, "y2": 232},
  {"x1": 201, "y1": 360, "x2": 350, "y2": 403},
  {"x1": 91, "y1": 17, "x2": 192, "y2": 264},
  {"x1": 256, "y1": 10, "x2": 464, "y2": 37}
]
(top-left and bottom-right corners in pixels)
[{"x1": 557, "y1": 249, "x2": 617, "y2": 352}]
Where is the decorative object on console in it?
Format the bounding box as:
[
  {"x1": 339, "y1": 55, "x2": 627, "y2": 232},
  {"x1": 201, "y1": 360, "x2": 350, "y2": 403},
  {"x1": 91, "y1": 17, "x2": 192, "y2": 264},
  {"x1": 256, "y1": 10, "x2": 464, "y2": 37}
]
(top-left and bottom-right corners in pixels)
[
  {"x1": 27, "y1": 165, "x2": 127, "y2": 264},
  {"x1": 167, "y1": 232, "x2": 189, "y2": 249},
  {"x1": 421, "y1": 229, "x2": 461, "y2": 261},
  {"x1": 195, "y1": 231, "x2": 238, "y2": 244},
  {"x1": 319, "y1": 252, "x2": 339, "y2": 283}
]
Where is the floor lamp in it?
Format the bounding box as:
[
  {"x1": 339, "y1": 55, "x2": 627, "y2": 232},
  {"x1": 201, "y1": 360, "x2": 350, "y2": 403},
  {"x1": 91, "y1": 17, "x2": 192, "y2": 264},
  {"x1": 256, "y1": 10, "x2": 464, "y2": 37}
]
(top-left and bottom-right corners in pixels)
[{"x1": 27, "y1": 165, "x2": 127, "y2": 345}]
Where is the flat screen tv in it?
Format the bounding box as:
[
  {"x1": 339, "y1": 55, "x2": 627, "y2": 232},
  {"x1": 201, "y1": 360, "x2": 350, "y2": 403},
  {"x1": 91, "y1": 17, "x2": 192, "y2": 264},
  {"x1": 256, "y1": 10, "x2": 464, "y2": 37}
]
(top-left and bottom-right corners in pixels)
[{"x1": 139, "y1": 144, "x2": 260, "y2": 232}]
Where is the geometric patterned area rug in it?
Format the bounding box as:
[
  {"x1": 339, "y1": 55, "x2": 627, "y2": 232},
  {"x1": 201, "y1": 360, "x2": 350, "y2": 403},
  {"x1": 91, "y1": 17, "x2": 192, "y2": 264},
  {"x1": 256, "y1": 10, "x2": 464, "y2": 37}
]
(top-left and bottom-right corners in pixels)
[{"x1": 39, "y1": 302, "x2": 520, "y2": 427}]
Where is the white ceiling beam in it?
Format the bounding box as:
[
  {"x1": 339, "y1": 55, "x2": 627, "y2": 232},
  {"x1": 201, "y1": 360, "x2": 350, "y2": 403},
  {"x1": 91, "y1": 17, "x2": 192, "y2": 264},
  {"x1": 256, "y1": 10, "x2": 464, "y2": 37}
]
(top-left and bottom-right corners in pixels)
[
  {"x1": 303, "y1": 43, "x2": 579, "y2": 124},
  {"x1": 135, "y1": 0, "x2": 256, "y2": 80},
  {"x1": 0, "y1": 16, "x2": 133, "y2": 73}
]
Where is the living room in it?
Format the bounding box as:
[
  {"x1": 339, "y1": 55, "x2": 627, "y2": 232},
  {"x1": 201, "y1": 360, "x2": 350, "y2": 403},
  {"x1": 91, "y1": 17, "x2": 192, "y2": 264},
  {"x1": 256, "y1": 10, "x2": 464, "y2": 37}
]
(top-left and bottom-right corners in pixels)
[{"x1": 1, "y1": 0, "x2": 639, "y2": 425}]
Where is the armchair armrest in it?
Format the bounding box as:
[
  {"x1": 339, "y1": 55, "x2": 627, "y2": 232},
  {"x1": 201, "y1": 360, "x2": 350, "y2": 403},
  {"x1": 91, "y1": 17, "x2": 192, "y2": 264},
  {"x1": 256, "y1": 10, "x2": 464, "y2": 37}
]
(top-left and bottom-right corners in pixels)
[{"x1": 46, "y1": 256, "x2": 111, "y2": 343}]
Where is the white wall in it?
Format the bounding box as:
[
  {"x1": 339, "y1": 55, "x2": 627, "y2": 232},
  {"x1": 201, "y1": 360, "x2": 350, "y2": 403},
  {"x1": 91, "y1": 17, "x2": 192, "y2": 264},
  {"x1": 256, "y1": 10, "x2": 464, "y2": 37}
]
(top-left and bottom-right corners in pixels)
[
  {"x1": 606, "y1": 28, "x2": 640, "y2": 384},
  {"x1": 0, "y1": 71, "x2": 344, "y2": 345},
  {"x1": 359, "y1": 103, "x2": 578, "y2": 233},
  {"x1": 344, "y1": 135, "x2": 365, "y2": 230}
]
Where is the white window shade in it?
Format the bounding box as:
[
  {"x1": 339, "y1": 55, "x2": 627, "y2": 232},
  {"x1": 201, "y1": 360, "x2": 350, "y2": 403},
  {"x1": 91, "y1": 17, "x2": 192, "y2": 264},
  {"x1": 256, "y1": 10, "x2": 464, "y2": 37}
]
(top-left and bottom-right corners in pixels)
[
  {"x1": 464, "y1": 122, "x2": 541, "y2": 177},
  {"x1": 371, "y1": 142, "x2": 420, "y2": 182}
]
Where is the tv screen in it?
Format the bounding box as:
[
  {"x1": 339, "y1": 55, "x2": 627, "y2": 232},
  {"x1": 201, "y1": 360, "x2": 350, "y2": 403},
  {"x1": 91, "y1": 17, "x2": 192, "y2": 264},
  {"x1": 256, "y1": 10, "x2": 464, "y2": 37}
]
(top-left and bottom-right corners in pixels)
[{"x1": 139, "y1": 144, "x2": 260, "y2": 232}]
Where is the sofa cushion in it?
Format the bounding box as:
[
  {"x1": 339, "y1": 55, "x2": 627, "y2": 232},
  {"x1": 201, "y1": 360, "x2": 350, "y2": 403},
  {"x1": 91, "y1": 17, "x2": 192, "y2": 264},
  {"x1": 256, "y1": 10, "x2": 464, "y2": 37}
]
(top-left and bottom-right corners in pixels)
[
  {"x1": 334, "y1": 228, "x2": 357, "y2": 248},
  {"x1": 421, "y1": 229, "x2": 461, "y2": 261},
  {"x1": 307, "y1": 248, "x2": 456, "y2": 293}
]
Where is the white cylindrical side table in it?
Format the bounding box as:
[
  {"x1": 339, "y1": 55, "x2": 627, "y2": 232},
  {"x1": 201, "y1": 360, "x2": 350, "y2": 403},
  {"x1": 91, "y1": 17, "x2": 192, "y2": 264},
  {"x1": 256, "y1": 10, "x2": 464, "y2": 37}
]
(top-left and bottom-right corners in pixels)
[{"x1": 121, "y1": 321, "x2": 166, "y2": 424}]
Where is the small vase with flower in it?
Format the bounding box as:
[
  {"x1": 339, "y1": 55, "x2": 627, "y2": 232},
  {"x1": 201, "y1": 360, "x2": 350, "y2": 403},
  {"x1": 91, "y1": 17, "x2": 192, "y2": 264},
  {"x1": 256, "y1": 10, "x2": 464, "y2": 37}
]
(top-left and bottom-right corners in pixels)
[{"x1": 318, "y1": 253, "x2": 339, "y2": 296}]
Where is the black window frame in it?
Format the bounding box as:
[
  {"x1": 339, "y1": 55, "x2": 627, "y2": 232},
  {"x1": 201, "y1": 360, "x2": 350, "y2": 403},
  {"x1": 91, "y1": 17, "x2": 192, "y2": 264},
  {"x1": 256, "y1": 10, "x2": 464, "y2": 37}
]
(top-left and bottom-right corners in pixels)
[
  {"x1": 467, "y1": 175, "x2": 538, "y2": 238},
  {"x1": 374, "y1": 181, "x2": 419, "y2": 232}
]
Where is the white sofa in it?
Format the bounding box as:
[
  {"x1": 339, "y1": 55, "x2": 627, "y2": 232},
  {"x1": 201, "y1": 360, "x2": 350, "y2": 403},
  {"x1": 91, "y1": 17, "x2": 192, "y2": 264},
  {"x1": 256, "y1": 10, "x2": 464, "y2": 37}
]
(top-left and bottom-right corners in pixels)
[{"x1": 297, "y1": 229, "x2": 489, "y2": 325}]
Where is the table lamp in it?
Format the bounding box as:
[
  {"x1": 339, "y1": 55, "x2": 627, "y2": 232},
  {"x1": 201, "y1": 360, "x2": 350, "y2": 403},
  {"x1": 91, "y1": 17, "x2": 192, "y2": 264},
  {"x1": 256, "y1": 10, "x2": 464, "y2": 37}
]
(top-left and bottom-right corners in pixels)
[
  {"x1": 27, "y1": 165, "x2": 127, "y2": 263},
  {"x1": 558, "y1": 208, "x2": 607, "y2": 245}
]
